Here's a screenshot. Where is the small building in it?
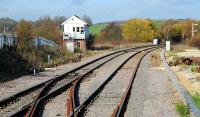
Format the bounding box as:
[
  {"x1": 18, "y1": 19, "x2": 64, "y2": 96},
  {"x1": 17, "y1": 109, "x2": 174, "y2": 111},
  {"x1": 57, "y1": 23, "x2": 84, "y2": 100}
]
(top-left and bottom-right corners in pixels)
[{"x1": 62, "y1": 15, "x2": 89, "y2": 52}]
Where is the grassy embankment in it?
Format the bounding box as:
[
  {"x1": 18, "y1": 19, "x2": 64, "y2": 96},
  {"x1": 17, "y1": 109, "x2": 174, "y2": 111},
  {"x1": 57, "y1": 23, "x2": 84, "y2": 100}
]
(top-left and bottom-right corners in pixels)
[{"x1": 89, "y1": 23, "x2": 108, "y2": 35}]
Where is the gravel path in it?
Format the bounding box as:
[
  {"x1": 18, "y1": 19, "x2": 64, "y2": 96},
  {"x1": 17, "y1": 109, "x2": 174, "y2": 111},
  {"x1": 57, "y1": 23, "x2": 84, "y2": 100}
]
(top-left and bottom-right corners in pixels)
[
  {"x1": 125, "y1": 50, "x2": 179, "y2": 117},
  {"x1": 77, "y1": 51, "x2": 136, "y2": 106},
  {"x1": 0, "y1": 51, "x2": 113, "y2": 100},
  {"x1": 84, "y1": 53, "x2": 144, "y2": 117},
  {"x1": 42, "y1": 90, "x2": 69, "y2": 117}
]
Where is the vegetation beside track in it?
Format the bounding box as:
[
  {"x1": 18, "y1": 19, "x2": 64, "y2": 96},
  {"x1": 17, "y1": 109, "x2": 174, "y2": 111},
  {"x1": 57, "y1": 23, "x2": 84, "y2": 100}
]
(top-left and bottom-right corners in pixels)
[
  {"x1": 176, "y1": 102, "x2": 190, "y2": 117},
  {"x1": 192, "y1": 93, "x2": 200, "y2": 109}
]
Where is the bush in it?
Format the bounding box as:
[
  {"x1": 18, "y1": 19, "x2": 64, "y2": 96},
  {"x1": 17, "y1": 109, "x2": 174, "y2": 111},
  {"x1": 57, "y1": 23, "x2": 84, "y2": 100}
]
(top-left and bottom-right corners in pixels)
[{"x1": 0, "y1": 46, "x2": 28, "y2": 77}]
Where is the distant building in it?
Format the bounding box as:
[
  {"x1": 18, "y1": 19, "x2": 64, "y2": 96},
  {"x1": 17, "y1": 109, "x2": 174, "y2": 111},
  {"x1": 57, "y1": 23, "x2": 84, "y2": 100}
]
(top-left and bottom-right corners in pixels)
[{"x1": 62, "y1": 15, "x2": 89, "y2": 52}]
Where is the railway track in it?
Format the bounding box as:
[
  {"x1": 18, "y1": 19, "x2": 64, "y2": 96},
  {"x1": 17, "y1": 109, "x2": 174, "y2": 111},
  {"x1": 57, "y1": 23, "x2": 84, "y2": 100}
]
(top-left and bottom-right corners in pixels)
[
  {"x1": 27, "y1": 47, "x2": 157, "y2": 117},
  {"x1": 68, "y1": 47, "x2": 158, "y2": 117},
  {"x1": 0, "y1": 45, "x2": 157, "y2": 117}
]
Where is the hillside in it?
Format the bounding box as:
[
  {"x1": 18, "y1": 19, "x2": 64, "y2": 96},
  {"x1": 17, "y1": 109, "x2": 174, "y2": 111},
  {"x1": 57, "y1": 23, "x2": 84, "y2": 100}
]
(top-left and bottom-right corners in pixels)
[
  {"x1": 89, "y1": 20, "x2": 163, "y2": 35},
  {"x1": 89, "y1": 24, "x2": 108, "y2": 35}
]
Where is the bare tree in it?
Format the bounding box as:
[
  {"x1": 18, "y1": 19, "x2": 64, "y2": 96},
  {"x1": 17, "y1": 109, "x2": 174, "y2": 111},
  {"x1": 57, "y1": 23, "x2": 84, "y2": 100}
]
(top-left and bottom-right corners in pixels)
[{"x1": 82, "y1": 15, "x2": 93, "y2": 25}]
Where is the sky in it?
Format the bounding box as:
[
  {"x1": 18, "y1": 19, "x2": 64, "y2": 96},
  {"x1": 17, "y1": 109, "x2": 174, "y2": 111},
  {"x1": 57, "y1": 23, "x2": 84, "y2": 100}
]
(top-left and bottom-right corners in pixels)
[{"x1": 0, "y1": 0, "x2": 200, "y2": 23}]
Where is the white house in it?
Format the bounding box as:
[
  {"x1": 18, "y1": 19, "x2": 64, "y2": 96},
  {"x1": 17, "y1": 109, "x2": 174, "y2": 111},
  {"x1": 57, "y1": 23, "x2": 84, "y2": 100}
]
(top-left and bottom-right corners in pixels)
[{"x1": 62, "y1": 15, "x2": 89, "y2": 52}]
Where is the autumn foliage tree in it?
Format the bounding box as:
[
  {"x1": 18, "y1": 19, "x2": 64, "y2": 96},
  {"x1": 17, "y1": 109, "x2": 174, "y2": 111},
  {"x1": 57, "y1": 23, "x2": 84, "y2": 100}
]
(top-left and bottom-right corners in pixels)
[
  {"x1": 34, "y1": 17, "x2": 62, "y2": 44},
  {"x1": 159, "y1": 19, "x2": 196, "y2": 41},
  {"x1": 180, "y1": 20, "x2": 193, "y2": 40},
  {"x1": 98, "y1": 23, "x2": 123, "y2": 40},
  {"x1": 123, "y1": 19, "x2": 156, "y2": 42},
  {"x1": 16, "y1": 19, "x2": 34, "y2": 49}
]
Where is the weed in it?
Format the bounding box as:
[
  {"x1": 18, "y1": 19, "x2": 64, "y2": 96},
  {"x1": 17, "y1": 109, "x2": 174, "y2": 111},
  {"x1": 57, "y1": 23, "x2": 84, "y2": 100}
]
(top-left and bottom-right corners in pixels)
[
  {"x1": 176, "y1": 102, "x2": 190, "y2": 117},
  {"x1": 192, "y1": 93, "x2": 200, "y2": 109}
]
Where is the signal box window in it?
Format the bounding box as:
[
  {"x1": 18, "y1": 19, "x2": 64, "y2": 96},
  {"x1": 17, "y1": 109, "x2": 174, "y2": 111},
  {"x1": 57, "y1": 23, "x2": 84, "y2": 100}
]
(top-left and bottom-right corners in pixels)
[
  {"x1": 73, "y1": 27, "x2": 75, "y2": 32},
  {"x1": 77, "y1": 27, "x2": 80, "y2": 32},
  {"x1": 81, "y1": 27, "x2": 84, "y2": 34}
]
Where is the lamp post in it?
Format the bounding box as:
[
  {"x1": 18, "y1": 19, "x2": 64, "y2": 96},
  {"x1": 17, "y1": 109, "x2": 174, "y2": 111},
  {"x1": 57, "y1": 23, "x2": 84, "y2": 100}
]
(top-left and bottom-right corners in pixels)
[{"x1": 192, "y1": 23, "x2": 198, "y2": 37}]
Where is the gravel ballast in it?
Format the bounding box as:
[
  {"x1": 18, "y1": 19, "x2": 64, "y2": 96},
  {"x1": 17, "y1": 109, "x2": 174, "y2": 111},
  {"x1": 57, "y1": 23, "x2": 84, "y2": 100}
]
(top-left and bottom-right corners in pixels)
[
  {"x1": 125, "y1": 50, "x2": 179, "y2": 117},
  {"x1": 84, "y1": 53, "x2": 144, "y2": 117},
  {"x1": 77, "y1": 51, "x2": 136, "y2": 106},
  {"x1": 42, "y1": 90, "x2": 69, "y2": 117},
  {"x1": 0, "y1": 51, "x2": 113, "y2": 101}
]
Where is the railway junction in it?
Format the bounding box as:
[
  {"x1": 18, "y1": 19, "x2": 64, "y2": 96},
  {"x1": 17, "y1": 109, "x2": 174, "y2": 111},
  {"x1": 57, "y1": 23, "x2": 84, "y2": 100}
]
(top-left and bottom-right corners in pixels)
[{"x1": 0, "y1": 45, "x2": 198, "y2": 117}]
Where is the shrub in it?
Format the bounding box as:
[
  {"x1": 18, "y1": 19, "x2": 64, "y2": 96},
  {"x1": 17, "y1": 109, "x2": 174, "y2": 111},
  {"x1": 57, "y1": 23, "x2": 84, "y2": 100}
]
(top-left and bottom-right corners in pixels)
[{"x1": 0, "y1": 46, "x2": 28, "y2": 77}]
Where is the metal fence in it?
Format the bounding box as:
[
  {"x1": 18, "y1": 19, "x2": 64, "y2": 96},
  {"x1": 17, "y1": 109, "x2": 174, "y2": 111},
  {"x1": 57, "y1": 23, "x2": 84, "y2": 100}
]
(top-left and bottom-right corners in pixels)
[
  {"x1": 0, "y1": 34, "x2": 17, "y2": 48},
  {"x1": 34, "y1": 37, "x2": 59, "y2": 48},
  {"x1": 0, "y1": 34, "x2": 59, "y2": 49}
]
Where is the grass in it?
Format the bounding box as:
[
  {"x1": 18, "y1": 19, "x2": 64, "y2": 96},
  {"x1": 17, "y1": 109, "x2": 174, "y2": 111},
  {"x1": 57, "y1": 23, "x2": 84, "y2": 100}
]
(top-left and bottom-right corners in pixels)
[
  {"x1": 176, "y1": 102, "x2": 190, "y2": 117},
  {"x1": 89, "y1": 24, "x2": 108, "y2": 35},
  {"x1": 192, "y1": 93, "x2": 200, "y2": 109}
]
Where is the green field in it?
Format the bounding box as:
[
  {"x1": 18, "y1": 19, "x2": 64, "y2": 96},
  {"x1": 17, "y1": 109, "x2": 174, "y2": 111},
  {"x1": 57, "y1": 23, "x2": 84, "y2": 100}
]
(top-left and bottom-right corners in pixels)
[
  {"x1": 89, "y1": 24, "x2": 108, "y2": 35},
  {"x1": 89, "y1": 20, "x2": 162, "y2": 35}
]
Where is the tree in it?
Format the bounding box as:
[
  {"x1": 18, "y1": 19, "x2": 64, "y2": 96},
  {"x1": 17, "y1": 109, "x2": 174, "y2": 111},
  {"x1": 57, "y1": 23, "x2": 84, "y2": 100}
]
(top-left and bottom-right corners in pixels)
[
  {"x1": 122, "y1": 19, "x2": 156, "y2": 42},
  {"x1": 160, "y1": 19, "x2": 178, "y2": 40},
  {"x1": 159, "y1": 19, "x2": 196, "y2": 41},
  {"x1": 82, "y1": 15, "x2": 93, "y2": 25},
  {"x1": 16, "y1": 19, "x2": 34, "y2": 49},
  {"x1": 53, "y1": 16, "x2": 67, "y2": 30},
  {"x1": 99, "y1": 22, "x2": 123, "y2": 40},
  {"x1": 34, "y1": 17, "x2": 62, "y2": 44},
  {"x1": 169, "y1": 23, "x2": 183, "y2": 41},
  {"x1": 180, "y1": 20, "x2": 193, "y2": 40},
  {"x1": 0, "y1": 18, "x2": 17, "y2": 33}
]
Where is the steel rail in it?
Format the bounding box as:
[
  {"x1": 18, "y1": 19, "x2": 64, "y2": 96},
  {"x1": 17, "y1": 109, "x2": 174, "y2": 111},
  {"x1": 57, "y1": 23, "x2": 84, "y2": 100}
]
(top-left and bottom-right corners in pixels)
[
  {"x1": 27, "y1": 51, "x2": 126, "y2": 117},
  {"x1": 26, "y1": 46, "x2": 155, "y2": 117},
  {"x1": 111, "y1": 48, "x2": 158, "y2": 117},
  {"x1": 8, "y1": 45, "x2": 157, "y2": 117},
  {"x1": 69, "y1": 47, "x2": 160, "y2": 117},
  {"x1": 0, "y1": 45, "x2": 153, "y2": 109}
]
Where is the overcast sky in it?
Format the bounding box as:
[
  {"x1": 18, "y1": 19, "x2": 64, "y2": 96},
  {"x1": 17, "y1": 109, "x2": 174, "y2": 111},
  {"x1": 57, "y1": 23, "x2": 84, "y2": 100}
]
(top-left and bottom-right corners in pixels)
[{"x1": 0, "y1": 0, "x2": 200, "y2": 23}]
